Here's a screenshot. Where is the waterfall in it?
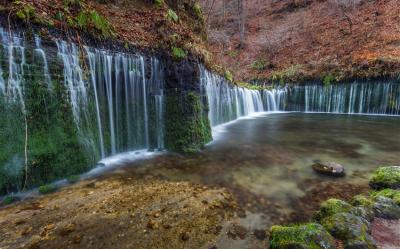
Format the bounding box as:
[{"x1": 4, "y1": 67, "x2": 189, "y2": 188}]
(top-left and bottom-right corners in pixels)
[
  {"x1": 262, "y1": 88, "x2": 287, "y2": 111},
  {"x1": 200, "y1": 67, "x2": 264, "y2": 126},
  {"x1": 79, "y1": 47, "x2": 165, "y2": 156},
  {"x1": 0, "y1": 28, "x2": 167, "y2": 193},
  {"x1": 284, "y1": 83, "x2": 400, "y2": 115},
  {"x1": 202, "y1": 65, "x2": 400, "y2": 128},
  {"x1": 0, "y1": 28, "x2": 26, "y2": 110}
]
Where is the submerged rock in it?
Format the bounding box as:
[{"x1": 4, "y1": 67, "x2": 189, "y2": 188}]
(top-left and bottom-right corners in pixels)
[
  {"x1": 369, "y1": 166, "x2": 400, "y2": 190},
  {"x1": 269, "y1": 223, "x2": 336, "y2": 249},
  {"x1": 312, "y1": 162, "x2": 345, "y2": 177}
]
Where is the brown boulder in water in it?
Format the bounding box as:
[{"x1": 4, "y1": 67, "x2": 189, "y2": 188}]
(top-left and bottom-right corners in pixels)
[{"x1": 312, "y1": 162, "x2": 345, "y2": 177}]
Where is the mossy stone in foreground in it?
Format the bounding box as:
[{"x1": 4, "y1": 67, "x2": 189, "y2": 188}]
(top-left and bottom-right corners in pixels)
[
  {"x1": 369, "y1": 166, "x2": 400, "y2": 190},
  {"x1": 371, "y1": 189, "x2": 400, "y2": 205},
  {"x1": 314, "y1": 198, "x2": 352, "y2": 221},
  {"x1": 372, "y1": 196, "x2": 400, "y2": 219},
  {"x1": 321, "y1": 213, "x2": 376, "y2": 249},
  {"x1": 350, "y1": 195, "x2": 374, "y2": 208},
  {"x1": 269, "y1": 223, "x2": 335, "y2": 249}
]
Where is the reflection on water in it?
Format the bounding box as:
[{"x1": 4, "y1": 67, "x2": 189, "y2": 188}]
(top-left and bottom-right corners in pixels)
[{"x1": 124, "y1": 113, "x2": 400, "y2": 224}]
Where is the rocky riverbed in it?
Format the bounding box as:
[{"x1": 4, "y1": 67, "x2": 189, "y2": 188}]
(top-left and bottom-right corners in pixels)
[{"x1": 0, "y1": 171, "x2": 267, "y2": 249}]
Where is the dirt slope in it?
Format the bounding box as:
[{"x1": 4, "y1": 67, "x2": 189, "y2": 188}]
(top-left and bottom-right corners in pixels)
[{"x1": 200, "y1": 0, "x2": 400, "y2": 83}]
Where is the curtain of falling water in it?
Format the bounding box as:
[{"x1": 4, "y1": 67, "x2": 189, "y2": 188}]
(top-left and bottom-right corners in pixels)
[{"x1": 0, "y1": 28, "x2": 166, "y2": 192}]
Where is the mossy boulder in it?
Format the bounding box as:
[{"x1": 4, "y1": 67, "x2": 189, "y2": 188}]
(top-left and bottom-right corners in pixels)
[
  {"x1": 350, "y1": 195, "x2": 374, "y2": 208},
  {"x1": 369, "y1": 166, "x2": 400, "y2": 190},
  {"x1": 372, "y1": 196, "x2": 400, "y2": 219},
  {"x1": 349, "y1": 206, "x2": 374, "y2": 222},
  {"x1": 269, "y1": 223, "x2": 336, "y2": 249},
  {"x1": 320, "y1": 213, "x2": 376, "y2": 249},
  {"x1": 371, "y1": 189, "x2": 400, "y2": 205},
  {"x1": 314, "y1": 199, "x2": 352, "y2": 221}
]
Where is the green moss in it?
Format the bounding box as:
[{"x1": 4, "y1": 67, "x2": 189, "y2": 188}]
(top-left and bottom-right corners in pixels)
[
  {"x1": 67, "y1": 175, "x2": 80, "y2": 184},
  {"x1": 165, "y1": 91, "x2": 212, "y2": 153},
  {"x1": 323, "y1": 73, "x2": 336, "y2": 86},
  {"x1": 371, "y1": 189, "x2": 400, "y2": 205},
  {"x1": 270, "y1": 64, "x2": 304, "y2": 85},
  {"x1": 224, "y1": 70, "x2": 233, "y2": 82},
  {"x1": 250, "y1": 59, "x2": 267, "y2": 71},
  {"x1": 15, "y1": 3, "x2": 36, "y2": 22},
  {"x1": 237, "y1": 81, "x2": 266, "y2": 91},
  {"x1": 167, "y1": 9, "x2": 179, "y2": 22},
  {"x1": 171, "y1": 47, "x2": 187, "y2": 59},
  {"x1": 270, "y1": 223, "x2": 335, "y2": 249},
  {"x1": 350, "y1": 195, "x2": 374, "y2": 208},
  {"x1": 314, "y1": 198, "x2": 352, "y2": 221},
  {"x1": 154, "y1": 0, "x2": 165, "y2": 8},
  {"x1": 38, "y1": 184, "x2": 57, "y2": 194},
  {"x1": 320, "y1": 213, "x2": 371, "y2": 244},
  {"x1": 0, "y1": 46, "x2": 94, "y2": 194},
  {"x1": 369, "y1": 166, "x2": 400, "y2": 190},
  {"x1": 1, "y1": 195, "x2": 18, "y2": 206},
  {"x1": 193, "y1": 3, "x2": 203, "y2": 20},
  {"x1": 227, "y1": 50, "x2": 239, "y2": 58},
  {"x1": 75, "y1": 10, "x2": 115, "y2": 38}
]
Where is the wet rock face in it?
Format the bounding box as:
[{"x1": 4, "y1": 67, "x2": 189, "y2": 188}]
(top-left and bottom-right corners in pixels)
[
  {"x1": 312, "y1": 162, "x2": 345, "y2": 177},
  {"x1": 269, "y1": 223, "x2": 336, "y2": 249},
  {"x1": 163, "y1": 57, "x2": 212, "y2": 153},
  {"x1": 369, "y1": 166, "x2": 400, "y2": 190}
]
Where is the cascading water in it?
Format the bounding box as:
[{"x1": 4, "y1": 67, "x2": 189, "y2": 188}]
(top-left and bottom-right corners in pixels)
[
  {"x1": 84, "y1": 48, "x2": 165, "y2": 156},
  {"x1": 202, "y1": 72, "x2": 400, "y2": 124},
  {"x1": 0, "y1": 28, "x2": 166, "y2": 193},
  {"x1": 284, "y1": 83, "x2": 400, "y2": 115},
  {"x1": 200, "y1": 67, "x2": 264, "y2": 126},
  {"x1": 262, "y1": 88, "x2": 287, "y2": 111}
]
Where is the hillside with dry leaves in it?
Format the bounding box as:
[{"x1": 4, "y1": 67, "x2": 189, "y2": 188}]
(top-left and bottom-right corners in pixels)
[
  {"x1": 0, "y1": 0, "x2": 211, "y2": 62},
  {"x1": 200, "y1": 0, "x2": 400, "y2": 84}
]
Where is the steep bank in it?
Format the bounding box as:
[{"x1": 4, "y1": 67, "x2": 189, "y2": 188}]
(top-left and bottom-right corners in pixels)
[
  {"x1": 200, "y1": 0, "x2": 400, "y2": 83},
  {"x1": 0, "y1": 0, "x2": 209, "y2": 62}
]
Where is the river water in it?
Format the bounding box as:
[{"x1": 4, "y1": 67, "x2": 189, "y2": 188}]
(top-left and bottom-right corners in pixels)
[{"x1": 121, "y1": 112, "x2": 400, "y2": 224}]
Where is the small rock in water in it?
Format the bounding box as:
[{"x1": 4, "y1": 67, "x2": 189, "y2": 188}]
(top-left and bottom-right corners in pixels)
[{"x1": 312, "y1": 161, "x2": 345, "y2": 177}]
